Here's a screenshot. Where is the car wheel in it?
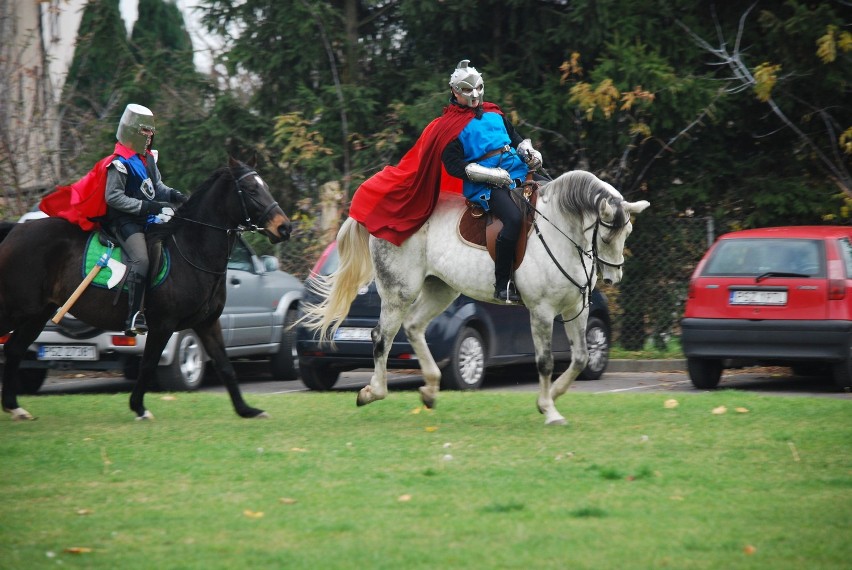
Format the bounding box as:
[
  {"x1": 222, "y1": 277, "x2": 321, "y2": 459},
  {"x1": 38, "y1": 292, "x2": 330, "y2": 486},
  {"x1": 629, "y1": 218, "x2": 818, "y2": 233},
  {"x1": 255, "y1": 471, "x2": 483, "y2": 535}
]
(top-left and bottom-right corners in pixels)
[
  {"x1": 832, "y1": 358, "x2": 852, "y2": 390},
  {"x1": 270, "y1": 308, "x2": 299, "y2": 380},
  {"x1": 157, "y1": 331, "x2": 206, "y2": 391},
  {"x1": 299, "y1": 361, "x2": 339, "y2": 391},
  {"x1": 123, "y1": 356, "x2": 140, "y2": 380},
  {"x1": 440, "y1": 327, "x2": 485, "y2": 391},
  {"x1": 18, "y1": 368, "x2": 48, "y2": 395},
  {"x1": 578, "y1": 316, "x2": 610, "y2": 380},
  {"x1": 687, "y1": 357, "x2": 722, "y2": 389}
]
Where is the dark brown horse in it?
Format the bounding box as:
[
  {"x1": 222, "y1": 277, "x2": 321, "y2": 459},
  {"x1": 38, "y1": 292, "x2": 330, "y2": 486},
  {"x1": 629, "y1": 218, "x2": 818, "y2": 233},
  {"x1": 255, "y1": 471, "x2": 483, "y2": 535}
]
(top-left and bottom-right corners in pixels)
[{"x1": 0, "y1": 158, "x2": 291, "y2": 421}]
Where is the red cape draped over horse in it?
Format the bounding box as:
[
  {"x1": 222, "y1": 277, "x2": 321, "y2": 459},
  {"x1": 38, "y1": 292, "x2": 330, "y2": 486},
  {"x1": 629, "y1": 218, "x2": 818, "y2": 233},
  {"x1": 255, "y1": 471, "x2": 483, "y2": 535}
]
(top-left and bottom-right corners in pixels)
[
  {"x1": 39, "y1": 143, "x2": 142, "y2": 231},
  {"x1": 349, "y1": 102, "x2": 502, "y2": 246}
]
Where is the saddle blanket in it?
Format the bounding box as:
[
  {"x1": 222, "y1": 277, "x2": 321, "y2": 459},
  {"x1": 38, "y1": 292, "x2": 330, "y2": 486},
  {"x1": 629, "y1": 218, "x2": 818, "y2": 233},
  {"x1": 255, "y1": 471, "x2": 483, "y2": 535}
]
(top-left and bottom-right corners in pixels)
[{"x1": 83, "y1": 233, "x2": 169, "y2": 290}]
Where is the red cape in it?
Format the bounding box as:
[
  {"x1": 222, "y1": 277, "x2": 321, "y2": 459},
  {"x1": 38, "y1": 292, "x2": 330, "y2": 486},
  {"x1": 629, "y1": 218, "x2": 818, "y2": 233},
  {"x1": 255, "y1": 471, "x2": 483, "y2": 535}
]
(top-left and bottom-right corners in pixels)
[
  {"x1": 39, "y1": 143, "x2": 140, "y2": 231},
  {"x1": 349, "y1": 102, "x2": 501, "y2": 246}
]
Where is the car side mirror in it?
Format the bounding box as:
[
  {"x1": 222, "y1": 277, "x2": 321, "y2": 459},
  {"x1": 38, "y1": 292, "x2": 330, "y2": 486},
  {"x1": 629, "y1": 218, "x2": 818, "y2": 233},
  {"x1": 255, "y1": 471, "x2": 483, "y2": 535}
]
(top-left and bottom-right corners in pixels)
[{"x1": 261, "y1": 255, "x2": 280, "y2": 273}]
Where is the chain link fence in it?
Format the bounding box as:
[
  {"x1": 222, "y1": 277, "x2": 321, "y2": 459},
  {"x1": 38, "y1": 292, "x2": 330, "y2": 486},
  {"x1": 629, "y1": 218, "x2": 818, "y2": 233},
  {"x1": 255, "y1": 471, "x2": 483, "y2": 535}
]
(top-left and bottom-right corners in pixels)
[
  {"x1": 602, "y1": 216, "x2": 715, "y2": 350},
  {"x1": 267, "y1": 214, "x2": 716, "y2": 351}
]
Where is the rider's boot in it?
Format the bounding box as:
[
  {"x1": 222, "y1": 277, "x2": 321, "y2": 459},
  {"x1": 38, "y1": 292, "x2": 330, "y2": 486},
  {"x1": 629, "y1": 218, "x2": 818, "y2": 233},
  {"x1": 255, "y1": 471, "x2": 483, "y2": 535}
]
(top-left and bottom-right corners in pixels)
[
  {"x1": 493, "y1": 236, "x2": 522, "y2": 304},
  {"x1": 124, "y1": 272, "x2": 148, "y2": 337}
]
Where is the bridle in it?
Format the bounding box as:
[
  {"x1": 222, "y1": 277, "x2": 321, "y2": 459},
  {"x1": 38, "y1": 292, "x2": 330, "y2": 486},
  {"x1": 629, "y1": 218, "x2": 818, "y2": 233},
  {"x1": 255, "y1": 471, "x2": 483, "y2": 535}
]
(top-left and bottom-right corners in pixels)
[
  {"x1": 518, "y1": 188, "x2": 627, "y2": 292},
  {"x1": 169, "y1": 167, "x2": 279, "y2": 275}
]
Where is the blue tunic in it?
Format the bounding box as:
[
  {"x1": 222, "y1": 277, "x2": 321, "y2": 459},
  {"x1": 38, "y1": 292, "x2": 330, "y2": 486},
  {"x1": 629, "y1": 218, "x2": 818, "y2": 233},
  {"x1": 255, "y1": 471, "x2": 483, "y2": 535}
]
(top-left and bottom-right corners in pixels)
[{"x1": 458, "y1": 111, "x2": 528, "y2": 210}]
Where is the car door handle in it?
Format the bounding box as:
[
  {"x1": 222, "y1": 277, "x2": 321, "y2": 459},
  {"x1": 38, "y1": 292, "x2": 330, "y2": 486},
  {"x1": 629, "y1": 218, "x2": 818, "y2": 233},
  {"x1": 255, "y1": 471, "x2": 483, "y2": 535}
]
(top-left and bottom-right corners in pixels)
[{"x1": 230, "y1": 277, "x2": 241, "y2": 286}]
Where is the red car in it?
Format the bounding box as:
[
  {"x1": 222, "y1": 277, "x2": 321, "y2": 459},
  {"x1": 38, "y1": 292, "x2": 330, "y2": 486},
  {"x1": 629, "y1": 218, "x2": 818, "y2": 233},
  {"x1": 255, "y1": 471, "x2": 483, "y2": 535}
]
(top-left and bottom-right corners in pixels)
[{"x1": 681, "y1": 226, "x2": 852, "y2": 390}]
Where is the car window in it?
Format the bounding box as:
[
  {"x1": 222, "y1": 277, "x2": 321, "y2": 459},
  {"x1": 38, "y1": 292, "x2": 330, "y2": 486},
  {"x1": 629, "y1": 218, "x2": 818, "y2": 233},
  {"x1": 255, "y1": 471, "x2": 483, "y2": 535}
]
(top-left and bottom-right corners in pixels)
[
  {"x1": 838, "y1": 238, "x2": 852, "y2": 278},
  {"x1": 703, "y1": 238, "x2": 825, "y2": 277},
  {"x1": 227, "y1": 239, "x2": 255, "y2": 272}
]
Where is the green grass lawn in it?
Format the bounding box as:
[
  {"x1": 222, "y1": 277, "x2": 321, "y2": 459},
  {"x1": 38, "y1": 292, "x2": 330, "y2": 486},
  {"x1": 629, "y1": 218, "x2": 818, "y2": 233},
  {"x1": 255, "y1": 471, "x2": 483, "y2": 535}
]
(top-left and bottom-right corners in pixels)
[{"x1": 1, "y1": 390, "x2": 849, "y2": 569}]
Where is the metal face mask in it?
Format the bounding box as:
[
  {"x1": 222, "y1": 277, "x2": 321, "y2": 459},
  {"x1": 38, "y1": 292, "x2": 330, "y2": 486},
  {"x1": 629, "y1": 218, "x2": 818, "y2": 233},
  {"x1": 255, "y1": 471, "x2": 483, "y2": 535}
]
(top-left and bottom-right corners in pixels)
[
  {"x1": 449, "y1": 59, "x2": 484, "y2": 108},
  {"x1": 116, "y1": 103, "x2": 156, "y2": 154}
]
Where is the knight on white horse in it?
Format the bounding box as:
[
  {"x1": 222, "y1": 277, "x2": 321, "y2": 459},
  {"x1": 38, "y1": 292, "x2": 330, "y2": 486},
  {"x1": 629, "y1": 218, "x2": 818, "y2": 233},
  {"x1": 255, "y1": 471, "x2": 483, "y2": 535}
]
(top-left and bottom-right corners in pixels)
[{"x1": 301, "y1": 60, "x2": 650, "y2": 425}]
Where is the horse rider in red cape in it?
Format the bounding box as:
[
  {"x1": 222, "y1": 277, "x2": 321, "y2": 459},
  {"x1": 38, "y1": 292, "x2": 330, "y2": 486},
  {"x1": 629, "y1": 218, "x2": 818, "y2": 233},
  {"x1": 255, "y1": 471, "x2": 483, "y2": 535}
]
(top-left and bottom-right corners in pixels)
[
  {"x1": 349, "y1": 60, "x2": 543, "y2": 303},
  {"x1": 40, "y1": 103, "x2": 188, "y2": 336}
]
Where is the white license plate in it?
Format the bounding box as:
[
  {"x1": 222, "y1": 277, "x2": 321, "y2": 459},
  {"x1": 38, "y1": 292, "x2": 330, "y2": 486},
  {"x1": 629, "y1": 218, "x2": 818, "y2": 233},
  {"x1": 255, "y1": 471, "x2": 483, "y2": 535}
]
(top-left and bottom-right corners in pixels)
[
  {"x1": 333, "y1": 327, "x2": 373, "y2": 341},
  {"x1": 37, "y1": 345, "x2": 98, "y2": 361},
  {"x1": 729, "y1": 290, "x2": 787, "y2": 305}
]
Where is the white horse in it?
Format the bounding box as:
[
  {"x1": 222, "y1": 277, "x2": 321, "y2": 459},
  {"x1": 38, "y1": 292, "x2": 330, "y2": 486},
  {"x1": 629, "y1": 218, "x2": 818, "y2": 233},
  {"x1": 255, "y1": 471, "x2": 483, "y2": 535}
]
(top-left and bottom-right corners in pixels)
[{"x1": 301, "y1": 170, "x2": 650, "y2": 425}]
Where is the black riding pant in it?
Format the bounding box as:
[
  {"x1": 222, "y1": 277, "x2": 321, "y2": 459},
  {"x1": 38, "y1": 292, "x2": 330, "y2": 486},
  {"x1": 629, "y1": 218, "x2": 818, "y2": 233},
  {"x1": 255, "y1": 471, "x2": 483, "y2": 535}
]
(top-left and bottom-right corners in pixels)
[{"x1": 489, "y1": 187, "x2": 522, "y2": 243}]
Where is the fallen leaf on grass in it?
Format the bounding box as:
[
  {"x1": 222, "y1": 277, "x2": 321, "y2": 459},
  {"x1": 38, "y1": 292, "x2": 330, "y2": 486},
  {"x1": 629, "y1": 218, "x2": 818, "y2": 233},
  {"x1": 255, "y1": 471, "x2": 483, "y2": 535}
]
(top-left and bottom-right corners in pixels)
[
  {"x1": 76, "y1": 509, "x2": 93, "y2": 516},
  {"x1": 64, "y1": 547, "x2": 93, "y2": 554},
  {"x1": 411, "y1": 407, "x2": 422, "y2": 414},
  {"x1": 712, "y1": 405, "x2": 727, "y2": 415},
  {"x1": 160, "y1": 395, "x2": 177, "y2": 401},
  {"x1": 735, "y1": 407, "x2": 749, "y2": 413},
  {"x1": 243, "y1": 510, "x2": 264, "y2": 519},
  {"x1": 279, "y1": 497, "x2": 297, "y2": 505},
  {"x1": 743, "y1": 545, "x2": 757, "y2": 555},
  {"x1": 398, "y1": 494, "x2": 412, "y2": 502},
  {"x1": 290, "y1": 447, "x2": 308, "y2": 452},
  {"x1": 425, "y1": 426, "x2": 438, "y2": 432},
  {"x1": 664, "y1": 399, "x2": 679, "y2": 409}
]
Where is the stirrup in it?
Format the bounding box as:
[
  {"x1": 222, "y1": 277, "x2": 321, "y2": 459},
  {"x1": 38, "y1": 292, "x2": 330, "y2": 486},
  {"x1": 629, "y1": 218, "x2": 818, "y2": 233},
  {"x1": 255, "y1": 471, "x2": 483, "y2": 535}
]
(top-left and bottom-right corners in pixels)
[{"x1": 125, "y1": 312, "x2": 148, "y2": 336}]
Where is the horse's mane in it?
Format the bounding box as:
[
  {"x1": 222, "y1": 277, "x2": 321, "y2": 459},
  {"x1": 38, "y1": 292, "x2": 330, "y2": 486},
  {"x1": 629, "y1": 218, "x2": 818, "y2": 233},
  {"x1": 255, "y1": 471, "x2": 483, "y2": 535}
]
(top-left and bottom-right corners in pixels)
[
  {"x1": 146, "y1": 166, "x2": 233, "y2": 241},
  {"x1": 541, "y1": 171, "x2": 629, "y2": 235}
]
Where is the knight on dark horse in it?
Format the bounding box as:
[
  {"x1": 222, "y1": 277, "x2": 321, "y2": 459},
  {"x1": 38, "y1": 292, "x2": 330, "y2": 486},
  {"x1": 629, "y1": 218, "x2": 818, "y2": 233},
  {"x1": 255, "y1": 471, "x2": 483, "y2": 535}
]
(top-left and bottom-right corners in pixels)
[{"x1": 0, "y1": 104, "x2": 292, "y2": 421}]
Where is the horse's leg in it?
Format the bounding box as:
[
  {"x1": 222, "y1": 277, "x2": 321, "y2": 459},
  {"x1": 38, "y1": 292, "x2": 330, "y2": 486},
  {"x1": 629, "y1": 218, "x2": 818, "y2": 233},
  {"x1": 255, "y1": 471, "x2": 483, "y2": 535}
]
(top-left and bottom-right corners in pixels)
[
  {"x1": 128, "y1": 329, "x2": 172, "y2": 420},
  {"x1": 357, "y1": 242, "x2": 424, "y2": 407},
  {"x1": 402, "y1": 277, "x2": 459, "y2": 409},
  {"x1": 528, "y1": 307, "x2": 566, "y2": 426},
  {"x1": 549, "y1": 310, "x2": 590, "y2": 403},
  {"x1": 194, "y1": 321, "x2": 266, "y2": 418},
  {"x1": 1, "y1": 310, "x2": 53, "y2": 420}
]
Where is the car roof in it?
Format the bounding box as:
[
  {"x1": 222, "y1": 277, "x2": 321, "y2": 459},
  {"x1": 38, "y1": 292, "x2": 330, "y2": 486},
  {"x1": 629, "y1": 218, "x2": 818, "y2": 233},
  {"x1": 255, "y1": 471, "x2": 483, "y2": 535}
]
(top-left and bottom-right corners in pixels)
[{"x1": 718, "y1": 226, "x2": 852, "y2": 240}]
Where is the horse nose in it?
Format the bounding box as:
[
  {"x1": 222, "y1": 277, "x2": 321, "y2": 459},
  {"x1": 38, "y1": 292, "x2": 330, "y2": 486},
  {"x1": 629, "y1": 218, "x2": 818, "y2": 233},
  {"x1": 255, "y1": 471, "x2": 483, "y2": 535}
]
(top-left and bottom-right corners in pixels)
[
  {"x1": 603, "y1": 278, "x2": 613, "y2": 285},
  {"x1": 278, "y1": 221, "x2": 292, "y2": 241}
]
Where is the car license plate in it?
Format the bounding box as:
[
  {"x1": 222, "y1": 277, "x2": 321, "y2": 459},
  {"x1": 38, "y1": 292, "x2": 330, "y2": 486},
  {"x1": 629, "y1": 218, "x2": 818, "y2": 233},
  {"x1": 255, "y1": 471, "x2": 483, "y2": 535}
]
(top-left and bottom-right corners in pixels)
[
  {"x1": 37, "y1": 345, "x2": 98, "y2": 361},
  {"x1": 729, "y1": 290, "x2": 787, "y2": 305},
  {"x1": 333, "y1": 327, "x2": 373, "y2": 341}
]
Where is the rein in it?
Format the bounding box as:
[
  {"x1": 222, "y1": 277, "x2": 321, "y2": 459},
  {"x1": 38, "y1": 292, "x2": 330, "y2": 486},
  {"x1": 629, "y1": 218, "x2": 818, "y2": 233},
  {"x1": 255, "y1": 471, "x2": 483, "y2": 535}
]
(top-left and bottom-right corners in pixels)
[{"x1": 167, "y1": 168, "x2": 276, "y2": 275}]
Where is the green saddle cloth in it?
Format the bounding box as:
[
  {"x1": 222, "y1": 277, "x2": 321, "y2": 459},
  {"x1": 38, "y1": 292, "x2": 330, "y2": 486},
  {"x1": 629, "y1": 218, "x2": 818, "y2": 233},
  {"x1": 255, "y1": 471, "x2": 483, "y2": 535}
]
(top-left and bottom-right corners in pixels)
[{"x1": 83, "y1": 233, "x2": 170, "y2": 290}]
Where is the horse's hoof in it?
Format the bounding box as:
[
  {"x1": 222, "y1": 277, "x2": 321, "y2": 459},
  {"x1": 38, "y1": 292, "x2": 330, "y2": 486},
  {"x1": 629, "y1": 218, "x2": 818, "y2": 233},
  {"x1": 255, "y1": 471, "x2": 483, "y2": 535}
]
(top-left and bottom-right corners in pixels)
[
  {"x1": 251, "y1": 411, "x2": 270, "y2": 419},
  {"x1": 545, "y1": 416, "x2": 567, "y2": 426},
  {"x1": 418, "y1": 386, "x2": 436, "y2": 409},
  {"x1": 135, "y1": 410, "x2": 155, "y2": 421},
  {"x1": 4, "y1": 407, "x2": 35, "y2": 421}
]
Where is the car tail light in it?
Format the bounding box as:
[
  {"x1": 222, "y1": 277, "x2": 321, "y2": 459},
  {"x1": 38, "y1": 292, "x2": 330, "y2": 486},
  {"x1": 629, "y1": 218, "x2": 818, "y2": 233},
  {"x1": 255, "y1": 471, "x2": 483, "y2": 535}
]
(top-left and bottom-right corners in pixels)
[
  {"x1": 111, "y1": 335, "x2": 138, "y2": 347},
  {"x1": 828, "y1": 259, "x2": 846, "y2": 300},
  {"x1": 0, "y1": 334, "x2": 9, "y2": 344}
]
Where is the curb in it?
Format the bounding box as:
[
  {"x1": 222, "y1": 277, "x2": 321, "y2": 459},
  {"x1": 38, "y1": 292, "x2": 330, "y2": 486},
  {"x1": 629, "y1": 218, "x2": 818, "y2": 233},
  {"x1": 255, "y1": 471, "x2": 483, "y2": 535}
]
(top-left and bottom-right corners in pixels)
[{"x1": 607, "y1": 359, "x2": 686, "y2": 373}]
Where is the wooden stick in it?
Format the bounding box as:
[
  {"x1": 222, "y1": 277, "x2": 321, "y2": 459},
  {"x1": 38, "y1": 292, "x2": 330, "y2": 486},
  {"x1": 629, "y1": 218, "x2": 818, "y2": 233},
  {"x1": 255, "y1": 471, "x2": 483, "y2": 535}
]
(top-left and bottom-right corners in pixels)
[{"x1": 51, "y1": 252, "x2": 109, "y2": 324}]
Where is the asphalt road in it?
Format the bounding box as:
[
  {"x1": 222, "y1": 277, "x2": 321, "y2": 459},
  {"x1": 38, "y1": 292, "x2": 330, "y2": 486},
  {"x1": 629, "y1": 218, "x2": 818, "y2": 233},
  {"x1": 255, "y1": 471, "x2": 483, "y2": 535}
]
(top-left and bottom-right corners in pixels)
[{"x1": 36, "y1": 361, "x2": 851, "y2": 400}]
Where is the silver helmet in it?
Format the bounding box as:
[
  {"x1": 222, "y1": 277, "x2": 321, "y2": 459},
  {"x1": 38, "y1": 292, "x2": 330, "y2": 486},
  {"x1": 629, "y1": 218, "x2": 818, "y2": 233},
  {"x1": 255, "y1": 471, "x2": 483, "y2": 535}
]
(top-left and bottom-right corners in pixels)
[
  {"x1": 116, "y1": 103, "x2": 156, "y2": 153},
  {"x1": 449, "y1": 60, "x2": 484, "y2": 107}
]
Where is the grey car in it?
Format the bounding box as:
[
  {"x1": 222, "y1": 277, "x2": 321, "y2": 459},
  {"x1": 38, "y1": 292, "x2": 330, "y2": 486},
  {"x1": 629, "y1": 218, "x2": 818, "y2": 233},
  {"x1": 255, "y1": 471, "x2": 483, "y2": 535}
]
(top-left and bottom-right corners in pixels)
[{"x1": 1, "y1": 231, "x2": 303, "y2": 392}]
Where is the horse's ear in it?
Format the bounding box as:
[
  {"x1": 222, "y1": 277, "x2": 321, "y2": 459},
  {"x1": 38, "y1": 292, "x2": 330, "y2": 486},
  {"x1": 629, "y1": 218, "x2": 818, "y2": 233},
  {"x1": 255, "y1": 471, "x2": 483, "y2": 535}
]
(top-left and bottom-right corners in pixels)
[
  {"x1": 625, "y1": 200, "x2": 651, "y2": 215},
  {"x1": 228, "y1": 156, "x2": 240, "y2": 169},
  {"x1": 247, "y1": 153, "x2": 258, "y2": 168},
  {"x1": 598, "y1": 197, "x2": 616, "y2": 222}
]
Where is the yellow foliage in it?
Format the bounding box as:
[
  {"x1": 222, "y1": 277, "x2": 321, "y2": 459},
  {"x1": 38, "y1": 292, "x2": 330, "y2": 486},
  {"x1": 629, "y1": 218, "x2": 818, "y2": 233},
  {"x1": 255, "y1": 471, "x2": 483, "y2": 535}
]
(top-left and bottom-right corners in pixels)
[
  {"x1": 840, "y1": 126, "x2": 852, "y2": 155},
  {"x1": 629, "y1": 122, "x2": 652, "y2": 138},
  {"x1": 559, "y1": 52, "x2": 583, "y2": 83},
  {"x1": 753, "y1": 62, "x2": 781, "y2": 102},
  {"x1": 272, "y1": 113, "x2": 333, "y2": 167},
  {"x1": 816, "y1": 25, "x2": 852, "y2": 64}
]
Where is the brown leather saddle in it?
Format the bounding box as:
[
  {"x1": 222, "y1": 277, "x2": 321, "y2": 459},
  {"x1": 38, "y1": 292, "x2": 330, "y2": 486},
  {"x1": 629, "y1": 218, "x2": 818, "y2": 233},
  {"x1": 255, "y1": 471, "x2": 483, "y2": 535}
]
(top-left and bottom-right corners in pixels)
[{"x1": 457, "y1": 181, "x2": 539, "y2": 270}]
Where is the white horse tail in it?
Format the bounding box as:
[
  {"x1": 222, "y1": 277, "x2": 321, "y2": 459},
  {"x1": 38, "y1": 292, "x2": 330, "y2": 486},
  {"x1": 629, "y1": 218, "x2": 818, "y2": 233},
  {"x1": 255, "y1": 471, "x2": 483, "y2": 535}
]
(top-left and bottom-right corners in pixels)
[{"x1": 299, "y1": 217, "x2": 374, "y2": 342}]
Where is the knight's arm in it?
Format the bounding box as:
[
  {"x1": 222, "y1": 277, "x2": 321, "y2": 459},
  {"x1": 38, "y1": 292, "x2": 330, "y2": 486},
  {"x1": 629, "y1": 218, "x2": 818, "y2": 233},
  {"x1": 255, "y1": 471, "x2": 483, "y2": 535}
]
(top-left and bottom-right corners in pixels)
[{"x1": 441, "y1": 139, "x2": 469, "y2": 180}]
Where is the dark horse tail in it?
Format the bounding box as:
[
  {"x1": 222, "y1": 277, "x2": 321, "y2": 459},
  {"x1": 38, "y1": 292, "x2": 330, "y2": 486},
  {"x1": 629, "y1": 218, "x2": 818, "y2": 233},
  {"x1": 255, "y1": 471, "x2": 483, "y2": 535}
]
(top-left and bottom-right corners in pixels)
[{"x1": 0, "y1": 221, "x2": 16, "y2": 244}]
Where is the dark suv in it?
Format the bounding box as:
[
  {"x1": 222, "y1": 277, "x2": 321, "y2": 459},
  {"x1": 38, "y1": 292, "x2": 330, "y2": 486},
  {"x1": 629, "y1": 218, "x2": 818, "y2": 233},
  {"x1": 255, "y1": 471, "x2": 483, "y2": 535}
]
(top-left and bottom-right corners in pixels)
[{"x1": 296, "y1": 242, "x2": 611, "y2": 391}]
